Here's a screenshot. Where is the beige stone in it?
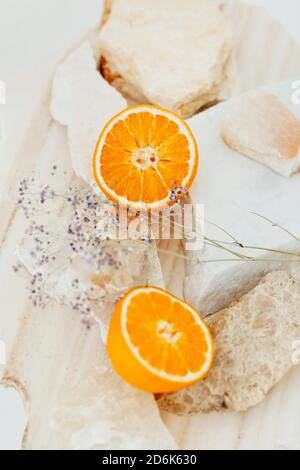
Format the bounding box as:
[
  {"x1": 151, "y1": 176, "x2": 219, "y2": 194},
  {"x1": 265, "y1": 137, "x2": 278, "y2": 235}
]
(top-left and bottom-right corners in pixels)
[
  {"x1": 222, "y1": 90, "x2": 300, "y2": 177},
  {"x1": 159, "y1": 271, "x2": 300, "y2": 415},
  {"x1": 99, "y1": 0, "x2": 233, "y2": 118}
]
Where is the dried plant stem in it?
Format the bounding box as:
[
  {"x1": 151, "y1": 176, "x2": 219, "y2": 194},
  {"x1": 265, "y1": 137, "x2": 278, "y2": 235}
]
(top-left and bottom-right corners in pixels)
[
  {"x1": 157, "y1": 213, "x2": 252, "y2": 261},
  {"x1": 158, "y1": 248, "x2": 300, "y2": 265},
  {"x1": 251, "y1": 212, "x2": 300, "y2": 243},
  {"x1": 198, "y1": 217, "x2": 243, "y2": 246},
  {"x1": 157, "y1": 247, "x2": 190, "y2": 261},
  {"x1": 204, "y1": 237, "x2": 253, "y2": 261},
  {"x1": 198, "y1": 259, "x2": 300, "y2": 264},
  {"x1": 157, "y1": 211, "x2": 300, "y2": 263},
  {"x1": 212, "y1": 240, "x2": 300, "y2": 257},
  {"x1": 19, "y1": 179, "x2": 300, "y2": 266}
]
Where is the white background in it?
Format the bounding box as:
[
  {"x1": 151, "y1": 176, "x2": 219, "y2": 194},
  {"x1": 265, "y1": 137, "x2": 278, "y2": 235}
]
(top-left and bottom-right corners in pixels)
[{"x1": 0, "y1": 0, "x2": 299, "y2": 450}]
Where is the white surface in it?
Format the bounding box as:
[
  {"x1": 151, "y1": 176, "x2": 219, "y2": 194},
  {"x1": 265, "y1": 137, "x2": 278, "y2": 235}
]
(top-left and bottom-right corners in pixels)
[
  {"x1": 0, "y1": 0, "x2": 101, "y2": 80},
  {"x1": 0, "y1": 0, "x2": 299, "y2": 451},
  {"x1": 0, "y1": 384, "x2": 27, "y2": 450},
  {"x1": 0, "y1": 0, "x2": 299, "y2": 81},
  {"x1": 246, "y1": 0, "x2": 300, "y2": 41},
  {"x1": 186, "y1": 80, "x2": 300, "y2": 314}
]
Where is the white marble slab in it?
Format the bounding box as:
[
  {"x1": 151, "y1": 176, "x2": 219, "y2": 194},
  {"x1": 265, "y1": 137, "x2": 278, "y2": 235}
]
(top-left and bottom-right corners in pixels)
[{"x1": 185, "y1": 80, "x2": 300, "y2": 315}]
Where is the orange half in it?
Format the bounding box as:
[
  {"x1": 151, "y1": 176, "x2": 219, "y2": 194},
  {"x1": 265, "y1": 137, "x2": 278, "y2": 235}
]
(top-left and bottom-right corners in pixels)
[
  {"x1": 93, "y1": 105, "x2": 198, "y2": 210},
  {"x1": 107, "y1": 286, "x2": 214, "y2": 393}
]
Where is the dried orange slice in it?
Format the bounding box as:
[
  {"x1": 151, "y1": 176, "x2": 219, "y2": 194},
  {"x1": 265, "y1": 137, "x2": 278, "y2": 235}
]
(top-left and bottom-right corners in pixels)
[
  {"x1": 107, "y1": 286, "x2": 214, "y2": 393},
  {"x1": 93, "y1": 105, "x2": 198, "y2": 210}
]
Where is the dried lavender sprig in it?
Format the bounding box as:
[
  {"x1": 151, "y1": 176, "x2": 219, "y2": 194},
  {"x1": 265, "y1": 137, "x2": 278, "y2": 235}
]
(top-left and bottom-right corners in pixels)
[{"x1": 15, "y1": 174, "x2": 157, "y2": 327}]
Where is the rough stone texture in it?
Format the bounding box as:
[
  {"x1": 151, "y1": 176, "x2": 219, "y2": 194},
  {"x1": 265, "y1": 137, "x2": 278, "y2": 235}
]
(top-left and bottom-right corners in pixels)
[
  {"x1": 99, "y1": 0, "x2": 233, "y2": 118},
  {"x1": 185, "y1": 81, "x2": 300, "y2": 317},
  {"x1": 222, "y1": 90, "x2": 300, "y2": 177},
  {"x1": 51, "y1": 41, "x2": 127, "y2": 186},
  {"x1": 159, "y1": 272, "x2": 300, "y2": 415}
]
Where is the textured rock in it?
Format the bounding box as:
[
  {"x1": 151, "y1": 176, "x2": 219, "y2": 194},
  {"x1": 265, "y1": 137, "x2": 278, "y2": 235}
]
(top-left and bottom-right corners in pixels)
[
  {"x1": 51, "y1": 41, "x2": 127, "y2": 187},
  {"x1": 222, "y1": 90, "x2": 300, "y2": 177},
  {"x1": 159, "y1": 272, "x2": 300, "y2": 415},
  {"x1": 99, "y1": 0, "x2": 233, "y2": 118},
  {"x1": 185, "y1": 80, "x2": 300, "y2": 317}
]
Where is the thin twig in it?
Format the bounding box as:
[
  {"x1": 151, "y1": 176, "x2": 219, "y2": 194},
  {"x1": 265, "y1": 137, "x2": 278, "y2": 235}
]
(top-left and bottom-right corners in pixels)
[
  {"x1": 251, "y1": 212, "x2": 300, "y2": 243},
  {"x1": 197, "y1": 216, "x2": 243, "y2": 246}
]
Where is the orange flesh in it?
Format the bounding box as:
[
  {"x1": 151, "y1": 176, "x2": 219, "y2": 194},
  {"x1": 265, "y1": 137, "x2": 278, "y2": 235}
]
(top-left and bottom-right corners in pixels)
[
  {"x1": 107, "y1": 287, "x2": 214, "y2": 393},
  {"x1": 100, "y1": 112, "x2": 191, "y2": 204},
  {"x1": 126, "y1": 291, "x2": 209, "y2": 376}
]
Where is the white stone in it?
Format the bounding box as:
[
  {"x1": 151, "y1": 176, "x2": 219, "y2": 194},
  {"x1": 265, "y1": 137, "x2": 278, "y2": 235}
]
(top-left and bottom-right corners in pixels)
[
  {"x1": 160, "y1": 271, "x2": 300, "y2": 414},
  {"x1": 99, "y1": 0, "x2": 233, "y2": 118},
  {"x1": 185, "y1": 80, "x2": 300, "y2": 315},
  {"x1": 51, "y1": 41, "x2": 127, "y2": 186}
]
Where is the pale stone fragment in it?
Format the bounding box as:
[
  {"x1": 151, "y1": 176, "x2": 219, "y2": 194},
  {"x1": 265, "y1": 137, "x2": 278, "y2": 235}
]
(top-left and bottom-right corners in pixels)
[
  {"x1": 159, "y1": 272, "x2": 300, "y2": 415},
  {"x1": 185, "y1": 81, "x2": 300, "y2": 316},
  {"x1": 99, "y1": 0, "x2": 233, "y2": 118}
]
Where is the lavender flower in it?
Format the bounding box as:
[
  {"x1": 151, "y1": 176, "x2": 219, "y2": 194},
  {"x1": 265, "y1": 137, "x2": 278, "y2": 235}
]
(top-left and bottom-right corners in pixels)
[{"x1": 14, "y1": 172, "x2": 156, "y2": 329}]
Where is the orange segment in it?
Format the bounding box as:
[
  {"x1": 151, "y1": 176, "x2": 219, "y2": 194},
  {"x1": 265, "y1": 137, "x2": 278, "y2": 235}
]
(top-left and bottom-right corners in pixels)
[
  {"x1": 158, "y1": 133, "x2": 190, "y2": 160},
  {"x1": 101, "y1": 144, "x2": 132, "y2": 165},
  {"x1": 101, "y1": 163, "x2": 135, "y2": 187},
  {"x1": 113, "y1": 169, "x2": 143, "y2": 202},
  {"x1": 125, "y1": 112, "x2": 154, "y2": 148},
  {"x1": 141, "y1": 167, "x2": 169, "y2": 203},
  {"x1": 107, "y1": 286, "x2": 214, "y2": 393},
  {"x1": 93, "y1": 105, "x2": 198, "y2": 210},
  {"x1": 105, "y1": 120, "x2": 138, "y2": 153},
  {"x1": 157, "y1": 161, "x2": 189, "y2": 188},
  {"x1": 149, "y1": 115, "x2": 180, "y2": 148}
]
